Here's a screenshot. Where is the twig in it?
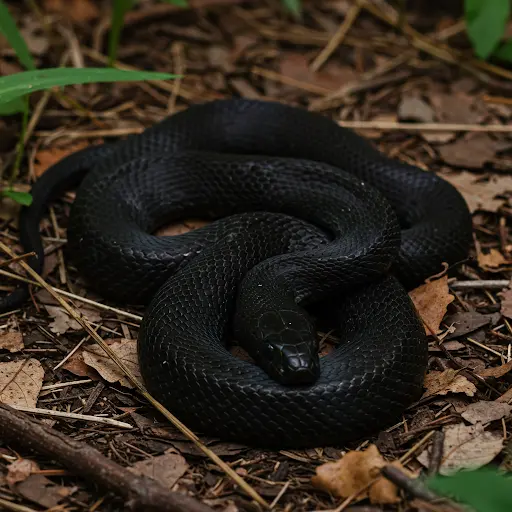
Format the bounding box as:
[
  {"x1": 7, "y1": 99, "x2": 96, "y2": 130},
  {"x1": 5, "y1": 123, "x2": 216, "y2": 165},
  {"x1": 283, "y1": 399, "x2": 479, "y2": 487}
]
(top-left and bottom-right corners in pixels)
[
  {"x1": 0, "y1": 497, "x2": 39, "y2": 512},
  {"x1": 0, "y1": 241, "x2": 269, "y2": 509},
  {"x1": 337, "y1": 120, "x2": 512, "y2": 132},
  {"x1": 40, "y1": 379, "x2": 92, "y2": 391},
  {"x1": 310, "y1": 0, "x2": 362, "y2": 72},
  {"x1": 450, "y1": 279, "x2": 510, "y2": 290},
  {"x1": 0, "y1": 252, "x2": 36, "y2": 268},
  {"x1": 428, "y1": 431, "x2": 445, "y2": 476},
  {"x1": 0, "y1": 268, "x2": 143, "y2": 321},
  {"x1": 0, "y1": 404, "x2": 212, "y2": 512},
  {"x1": 9, "y1": 405, "x2": 132, "y2": 429}
]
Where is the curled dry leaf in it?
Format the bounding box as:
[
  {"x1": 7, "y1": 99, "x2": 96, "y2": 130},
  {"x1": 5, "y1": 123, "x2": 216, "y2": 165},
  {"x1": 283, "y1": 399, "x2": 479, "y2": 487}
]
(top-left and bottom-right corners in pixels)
[
  {"x1": 82, "y1": 338, "x2": 141, "y2": 388},
  {"x1": 461, "y1": 401, "x2": 512, "y2": 425},
  {"x1": 477, "y1": 248, "x2": 508, "y2": 270},
  {"x1": 0, "y1": 331, "x2": 24, "y2": 353},
  {"x1": 129, "y1": 450, "x2": 188, "y2": 488},
  {"x1": 422, "y1": 369, "x2": 477, "y2": 399},
  {"x1": 418, "y1": 423, "x2": 503, "y2": 475},
  {"x1": 0, "y1": 358, "x2": 44, "y2": 407},
  {"x1": 312, "y1": 444, "x2": 414, "y2": 504},
  {"x1": 442, "y1": 171, "x2": 512, "y2": 213},
  {"x1": 477, "y1": 360, "x2": 512, "y2": 379},
  {"x1": 409, "y1": 275, "x2": 454, "y2": 334}
]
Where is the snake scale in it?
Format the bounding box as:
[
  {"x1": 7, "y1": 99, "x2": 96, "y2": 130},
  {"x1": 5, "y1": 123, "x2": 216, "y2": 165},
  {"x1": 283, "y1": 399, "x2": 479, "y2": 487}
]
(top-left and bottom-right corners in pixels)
[{"x1": 1, "y1": 99, "x2": 472, "y2": 447}]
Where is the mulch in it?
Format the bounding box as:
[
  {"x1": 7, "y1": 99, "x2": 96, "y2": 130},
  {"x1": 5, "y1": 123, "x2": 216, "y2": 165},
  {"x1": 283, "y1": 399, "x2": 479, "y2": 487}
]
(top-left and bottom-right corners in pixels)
[{"x1": 0, "y1": 0, "x2": 512, "y2": 511}]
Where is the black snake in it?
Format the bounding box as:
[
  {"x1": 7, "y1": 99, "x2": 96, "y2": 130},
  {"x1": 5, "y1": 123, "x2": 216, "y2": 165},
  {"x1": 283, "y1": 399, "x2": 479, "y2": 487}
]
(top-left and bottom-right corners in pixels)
[{"x1": 1, "y1": 99, "x2": 472, "y2": 447}]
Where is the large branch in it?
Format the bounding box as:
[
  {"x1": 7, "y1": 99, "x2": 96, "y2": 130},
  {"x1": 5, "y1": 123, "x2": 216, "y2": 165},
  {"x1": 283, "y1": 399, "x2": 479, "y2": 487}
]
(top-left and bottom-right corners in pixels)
[{"x1": 0, "y1": 404, "x2": 212, "y2": 512}]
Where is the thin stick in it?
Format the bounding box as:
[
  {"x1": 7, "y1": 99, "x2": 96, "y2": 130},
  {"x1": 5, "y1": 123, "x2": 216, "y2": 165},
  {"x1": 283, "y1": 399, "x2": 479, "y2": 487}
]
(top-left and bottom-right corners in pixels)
[
  {"x1": 310, "y1": 1, "x2": 362, "y2": 72},
  {"x1": 450, "y1": 279, "x2": 510, "y2": 290},
  {"x1": 0, "y1": 268, "x2": 143, "y2": 321},
  {"x1": 337, "y1": 120, "x2": 512, "y2": 132},
  {"x1": 40, "y1": 379, "x2": 92, "y2": 391},
  {"x1": 0, "y1": 241, "x2": 269, "y2": 509},
  {"x1": 10, "y1": 405, "x2": 132, "y2": 429},
  {"x1": 0, "y1": 252, "x2": 36, "y2": 268}
]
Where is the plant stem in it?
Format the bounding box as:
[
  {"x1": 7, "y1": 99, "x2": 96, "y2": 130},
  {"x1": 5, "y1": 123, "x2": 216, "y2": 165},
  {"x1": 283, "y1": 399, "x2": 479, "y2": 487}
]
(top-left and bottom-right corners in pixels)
[{"x1": 9, "y1": 94, "x2": 29, "y2": 187}]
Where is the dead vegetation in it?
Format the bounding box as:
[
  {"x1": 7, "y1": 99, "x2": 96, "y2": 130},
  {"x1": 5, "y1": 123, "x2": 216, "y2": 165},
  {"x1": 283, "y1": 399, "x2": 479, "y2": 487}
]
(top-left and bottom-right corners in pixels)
[{"x1": 0, "y1": 0, "x2": 512, "y2": 511}]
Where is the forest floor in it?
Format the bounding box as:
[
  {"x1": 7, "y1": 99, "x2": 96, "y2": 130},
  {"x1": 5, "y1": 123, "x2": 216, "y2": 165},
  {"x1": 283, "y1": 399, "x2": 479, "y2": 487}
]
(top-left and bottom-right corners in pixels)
[{"x1": 1, "y1": 0, "x2": 512, "y2": 511}]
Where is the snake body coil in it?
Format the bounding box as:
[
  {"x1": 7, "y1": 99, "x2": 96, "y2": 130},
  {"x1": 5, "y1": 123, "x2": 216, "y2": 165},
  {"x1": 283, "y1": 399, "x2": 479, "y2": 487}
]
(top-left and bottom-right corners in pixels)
[{"x1": 4, "y1": 99, "x2": 472, "y2": 447}]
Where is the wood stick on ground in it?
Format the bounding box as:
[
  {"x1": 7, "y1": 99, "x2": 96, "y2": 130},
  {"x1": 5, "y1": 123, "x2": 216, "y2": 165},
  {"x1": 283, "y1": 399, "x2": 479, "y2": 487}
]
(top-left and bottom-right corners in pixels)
[
  {"x1": 0, "y1": 241, "x2": 269, "y2": 509},
  {"x1": 0, "y1": 404, "x2": 212, "y2": 512}
]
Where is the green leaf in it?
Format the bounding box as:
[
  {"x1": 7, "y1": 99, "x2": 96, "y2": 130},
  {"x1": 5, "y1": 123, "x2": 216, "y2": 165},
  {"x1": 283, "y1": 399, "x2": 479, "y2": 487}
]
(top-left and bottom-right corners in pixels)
[
  {"x1": 427, "y1": 468, "x2": 512, "y2": 512},
  {"x1": 0, "y1": 96, "x2": 27, "y2": 115},
  {"x1": 0, "y1": 0, "x2": 36, "y2": 70},
  {"x1": 0, "y1": 68, "x2": 177, "y2": 105},
  {"x1": 281, "y1": 0, "x2": 302, "y2": 16},
  {"x1": 109, "y1": 0, "x2": 135, "y2": 66},
  {"x1": 464, "y1": 0, "x2": 511, "y2": 59},
  {"x1": 493, "y1": 39, "x2": 512, "y2": 61},
  {"x1": 160, "y1": 0, "x2": 188, "y2": 6},
  {"x1": 2, "y1": 189, "x2": 32, "y2": 206}
]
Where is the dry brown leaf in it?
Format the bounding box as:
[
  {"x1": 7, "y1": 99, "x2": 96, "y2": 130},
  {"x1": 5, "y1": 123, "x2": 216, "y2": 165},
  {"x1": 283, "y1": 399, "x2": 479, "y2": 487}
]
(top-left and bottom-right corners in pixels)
[
  {"x1": 438, "y1": 133, "x2": 501, "y2": 168},
  {"x1": 62, "y1": 351, "x2": 100, "y2": 379},
  {"x1": 430, "y1": 92, "x2": 483, "y2": 124},
  {"x1": 33, "y1": 142, "x2": 90, "y2": 177},
  {"x1": 443, "y1": 311, "x2": 495, "y2": 339},
  {"x1": 6, "y1": 459, "x2": 39, "y2": 487},
  {"x1": 398, "y1": 95, "x2": 435, "y2": 123},
  {"x1": 312, "y1": 444, "x2": 414, "y2": 504},
  {"x1": 409, "y1": 275, "x2": 454, "y2": 334},
  {"x1": 442, "y1": 171, "x2": 512, "y2": 213},
  {"x1": 478, "y1": 360, "x2": 512, "y2": 379},
  {"x1": 45, "y1": 305, "x2": 101, "y2": 335},
  {"x1": 497, "y1": 386, "x2": 512, "y2": 403},
  {"x1": 82, "y1": 338, "x2": 141, "y2": 388},
  {"x1": 499, "y1": 287, "x2": 512, "y2": 320},
  {"x1": 422, "y1": 369, "x2": 477, "y2": 399},
  {"x1": 129, "y1": 450, "x2": 188, "y2": 488},
  {"x1": 418, "y1": 423, "x2": 503, "y2": 475},
  {"x1": 16, "y1": 474, "x2": 73, "y2": 509},
  {"x1": 42, "y1": 0, "x2": 100, "y2": 23},
  {"x1": 461, "y1": 401, "x2": 512, "y2": 425},
  {"x1": 0, "y1": 359, "x2": 44, "y2": 407},
  {"x1": 477, "y1": 248, "x2": 508, "y2": 269},
  {"x1": 0, "y1": 332, "x2": 24, "y2": 353}
]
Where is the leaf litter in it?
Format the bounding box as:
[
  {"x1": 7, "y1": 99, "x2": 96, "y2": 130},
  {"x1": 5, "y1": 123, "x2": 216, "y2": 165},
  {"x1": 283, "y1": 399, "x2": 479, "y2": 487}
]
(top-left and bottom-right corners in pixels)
[{"x1": 1, "y1": 1, "x2": 512, "y2": 511}]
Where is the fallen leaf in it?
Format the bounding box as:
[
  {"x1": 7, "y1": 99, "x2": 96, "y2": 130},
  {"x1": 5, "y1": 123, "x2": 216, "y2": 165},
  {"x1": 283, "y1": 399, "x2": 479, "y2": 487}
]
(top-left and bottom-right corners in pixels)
[
  {"x1": 0, "y1": 332, "x2": 24, "y2": 353},
  {"x1": 82, "y1": 338, "x2": 141, "y2": 388},
  {"x1": 33, "y1": 141, "x2": 90, "y2": 177},
  {"x1": 45, "y1": 305, "x2": 101, "y2": 335},
  {"x1": 438, "y1": 134, "x2": 500, "y2": 168},
  {"x1": 6, "y1": 459, "x2": 39, "y2": 487},
  {"x1": 422, "y1": 369, "x2": 477, "y2": 399},
  {"x1": 461, "y1": 401, "x2": 512, "y2": 425},
  {"x1": 499, "y1": 287, "x2": 512, "y2": 320},
  {"x1": 19, "y1": 19, "x2": 49, "y2": 56},
  {"x1": 442, "y1": 171, "x2": 512, "y2": 213},
  {"x1": 62, "y1": 350, "x2": 100, "y2": 379},
  {"x1": 477, "y1": 360, "x2": 512, "y2": 379},
  {"x1": 42, "y1": 0, "x2": 100, "y2": 23},
  {"x1": 418, "y1": 423, "x2": 503, "y2": 475},
  {"x1": 430, "y1": 92, "x2": 484, "y2": 124},
  {"x1": 477, "y1": 248, "x2": 508, "y2": 270},
  {"x1": 312, "y1": 444, "x2": 414, "y2": 504},
  {"x1": 129, "y1": 450, "x2": 188, "y2": 488},
  {"x1": 443, "y1": 311, "x2": 495, "y2": 339},
  {"x1": 398, "y1": 95, "x2": 435, "y2": 123},
  {"x1": 0, "y1": 358, "x2": 44, "y2": 407},
  {"x1": 16, "y1": 474, "x2": 72, "y2": 508},
  {"x1": 409, "y1": 275, "x2": 454, "y2": 334}
]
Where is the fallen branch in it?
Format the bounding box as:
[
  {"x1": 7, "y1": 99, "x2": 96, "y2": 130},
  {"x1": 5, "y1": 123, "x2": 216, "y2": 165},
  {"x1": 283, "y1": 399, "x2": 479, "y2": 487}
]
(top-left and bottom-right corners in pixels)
[{"x1": 0, "y1": 404, "x2": 212, "y2": 512}]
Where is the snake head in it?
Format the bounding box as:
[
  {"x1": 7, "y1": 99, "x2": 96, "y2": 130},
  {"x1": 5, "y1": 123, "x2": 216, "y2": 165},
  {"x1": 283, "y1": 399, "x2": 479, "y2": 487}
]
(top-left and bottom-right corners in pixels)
[{"x1": 257, "y1": 310, "x2": 320, "y2": 386}]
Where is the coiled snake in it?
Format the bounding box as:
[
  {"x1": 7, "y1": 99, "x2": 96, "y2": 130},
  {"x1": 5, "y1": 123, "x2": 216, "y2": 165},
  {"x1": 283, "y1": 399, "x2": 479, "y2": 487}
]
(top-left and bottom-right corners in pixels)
[{"x1": 2, "y1": 99, "x2": 472, "y2": 447}]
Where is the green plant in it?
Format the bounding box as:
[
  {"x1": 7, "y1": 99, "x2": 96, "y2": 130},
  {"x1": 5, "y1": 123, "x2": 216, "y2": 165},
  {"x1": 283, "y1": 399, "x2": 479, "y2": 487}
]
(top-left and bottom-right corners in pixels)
[
  {"x1": 427, "y1": 467, "x2": 512, "y2": 512},
  {"x1": 0, "y1": 0, "x2": 176, "y2": 206},
  {"x1": 464, "y1": 0, "x2": 512, "y2": 60}
]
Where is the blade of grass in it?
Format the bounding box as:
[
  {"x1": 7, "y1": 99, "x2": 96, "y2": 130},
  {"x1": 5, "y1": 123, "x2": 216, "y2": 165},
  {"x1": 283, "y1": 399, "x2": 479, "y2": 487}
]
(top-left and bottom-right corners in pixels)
[
  {"x1": 0, "y1": 68, "x2": 177, "y2": 106},
  {"x1": 109, "y1": 0, "x2": 135, "y2": 66},
  {"x1": 0, "y1": 0, "x2": 36, "y2": 70}
]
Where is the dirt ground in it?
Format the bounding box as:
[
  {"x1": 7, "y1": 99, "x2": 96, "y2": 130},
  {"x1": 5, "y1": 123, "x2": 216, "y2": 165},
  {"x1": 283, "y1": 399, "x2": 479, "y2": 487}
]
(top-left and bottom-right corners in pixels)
[{"x1": 1, "y1": 0, "x2": 512, "y2": 511}]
